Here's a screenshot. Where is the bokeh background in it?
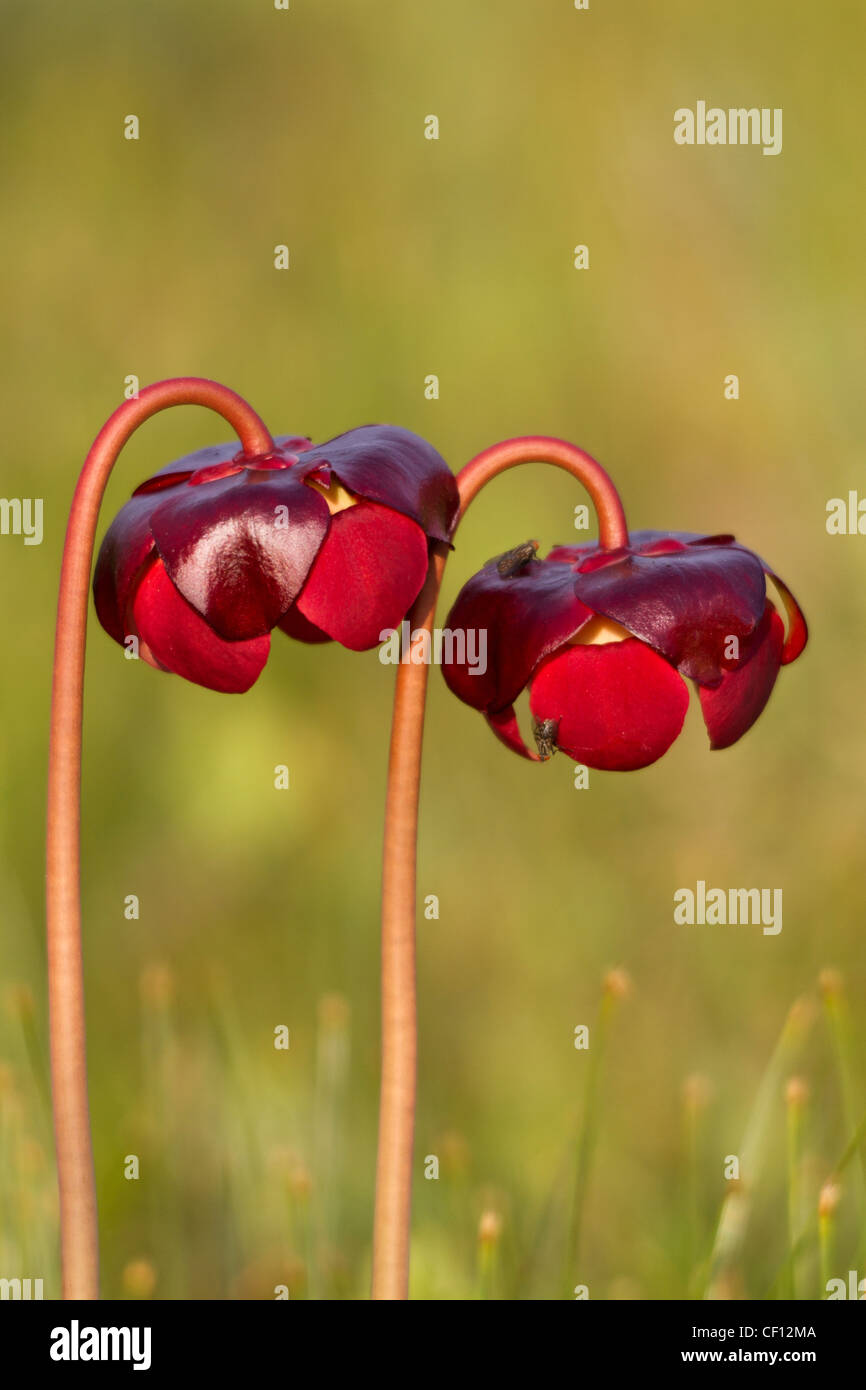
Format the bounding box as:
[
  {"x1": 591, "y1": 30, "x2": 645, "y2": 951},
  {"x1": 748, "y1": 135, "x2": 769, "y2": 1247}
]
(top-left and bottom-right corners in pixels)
[{"x1": 1, "y1": 0, "x2": 863, "y2": 1300}]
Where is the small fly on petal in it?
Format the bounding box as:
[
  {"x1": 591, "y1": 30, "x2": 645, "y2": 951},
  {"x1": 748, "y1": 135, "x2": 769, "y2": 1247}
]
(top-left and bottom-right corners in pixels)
[
  {"x1": 532, "y1": 715, "x2": 559, "y2": 760},
  {"x1": 492, "y1": 539, "x2": 539, "y2": 577}
]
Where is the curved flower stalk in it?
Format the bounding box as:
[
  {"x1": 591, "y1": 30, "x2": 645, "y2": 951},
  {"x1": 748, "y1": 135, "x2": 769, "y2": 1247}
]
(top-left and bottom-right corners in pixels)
[
  {"x1": 372, "y1": 438, "x2": 807, "y2": 1298},
  {"x1": 372, "y1": 438, "x2": 628, "y2": 1297},
  {"x1": 47, "y1": 378, "x2": 457, "y2": 1299}
]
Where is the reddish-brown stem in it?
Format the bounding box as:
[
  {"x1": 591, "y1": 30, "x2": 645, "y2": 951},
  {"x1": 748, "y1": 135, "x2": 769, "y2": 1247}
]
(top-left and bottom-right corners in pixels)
[
  {"x1": 47, "y1": 379, "x2": 273, "y2": 1300},
  {"x1": 371, "y1": 437, "x2": 627, "y2": 1298},
  {"x1": 456, "y1": 437, "x2": 628, "y2": 549}
]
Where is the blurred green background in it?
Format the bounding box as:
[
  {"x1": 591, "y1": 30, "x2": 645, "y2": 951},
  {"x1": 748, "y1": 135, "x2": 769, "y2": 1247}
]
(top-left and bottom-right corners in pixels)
[{"x1": 1, "y1": 0, "x2": 863, "y2": 1300}]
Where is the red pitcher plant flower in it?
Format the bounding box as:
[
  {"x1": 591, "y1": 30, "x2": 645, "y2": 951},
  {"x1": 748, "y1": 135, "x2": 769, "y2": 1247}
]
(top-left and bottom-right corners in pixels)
[
  {"x1": 371, "y1": 438, "x2": 807, "y2": 1297},
  {"x1": 441, "y1": 529, "x2": 807, "y2": 770},
  {"x1": 94, "y1": 426, "x2": 458, "y2": 692},
  {"x1": 46, "y1": 377, "x2": 459, "y2": 1302},
  {"x1": 46, "y1": 395, "x2": 807, "y2": 1306}
]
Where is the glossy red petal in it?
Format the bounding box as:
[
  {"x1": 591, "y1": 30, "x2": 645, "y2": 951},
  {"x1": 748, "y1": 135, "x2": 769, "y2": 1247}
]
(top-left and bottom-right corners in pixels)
[
  {"x1": 293, "y1": 426, "x2": 459, "y2": 543},
  {"x1": 148, "y1": 470, "x2": 331, "y2": 641},
  {"x1": 441, "y1": 559, "x2": 594, "y2": 713},
  {"x1": 295, "y1": 501, "x2": 429, "y2": 651},
  {"x1": 698, "y1": 605, "x2": 785, "y2": 749},
  {"x1": 93, "y1": 492, "x2": 161, "y2": 643},
  {"x1": 131, "y1": 560, "x2": 270, "y2": 693},
  {"x1": 277, "y1": 604, "x2": 333, "y2": 644},
  {"x1": 715, "y1": 542, "x2": 807, "y2": 667},
  {"x1": 529, "y1": 639, "x2": 689, "y2": 771},
  {"x1": 571, "y1": 543, "x2": 766, "y2": 684},
  {"x1": 769, "y1": 571, "x2": 807, "y2": 665},
  {"x1": 738, "y1": 562, "x2": 805, "y2": 666},
  {"x1": 485, "y1": 705, "x2": 539, "y2": 761}
]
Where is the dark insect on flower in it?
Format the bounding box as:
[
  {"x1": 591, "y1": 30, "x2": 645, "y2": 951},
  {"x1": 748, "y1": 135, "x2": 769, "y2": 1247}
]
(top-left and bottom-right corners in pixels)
[
  {"x1": 493, "y1": 539, "x2": 539, "y2": 577},
  {"x1": 441, "y1": 529, "x2": 807, "y2": 771},
  {"x1": 93, "y1": 426, "x2": 459, "y2": 693},
  {"x1": 532, "y1": 716, "x2": 559, "y2": 760}
]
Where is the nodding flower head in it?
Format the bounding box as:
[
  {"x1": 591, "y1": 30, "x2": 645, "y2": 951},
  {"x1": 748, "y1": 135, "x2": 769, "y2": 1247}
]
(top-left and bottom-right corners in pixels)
[
  {"x1": 94, "y1": 425, "x2": 459, "y2": 692},
  {"x1": 441, "y1": 529, "x2": 807, "y2": 771}
]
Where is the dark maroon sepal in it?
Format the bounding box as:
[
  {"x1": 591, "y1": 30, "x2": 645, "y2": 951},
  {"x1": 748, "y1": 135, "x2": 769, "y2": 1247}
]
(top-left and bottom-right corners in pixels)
[
  {"x1": 442, "y1": 557, "x2": 593, "y2": 714},
  {"x1": 148, "y1": 469, "x2": 332, "y2": 641},
  {"x1": 290, "y1": 426, "x2": 459, "y2": 544},
  {"x1": 486, "y1": 705, "x2": 539, "y2": 760},
  {"x1": 93, "y1": 491, "x2": 161, "y2": 642},
  {"x1": 571, "y1": 541, "x2": 767, "y2": 684},
  {"x1": 699, "y1": 604, "x2": 786, "y2": 749}
]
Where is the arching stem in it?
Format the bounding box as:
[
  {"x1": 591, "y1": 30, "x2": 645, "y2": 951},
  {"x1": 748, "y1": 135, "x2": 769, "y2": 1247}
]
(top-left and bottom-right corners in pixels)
[
  {"x1": 371, "y1": 437, "x2": 628, "y2": 1299},
  {"x1": 47, "y1": 379, "x2": 274, "y2": 1299}
]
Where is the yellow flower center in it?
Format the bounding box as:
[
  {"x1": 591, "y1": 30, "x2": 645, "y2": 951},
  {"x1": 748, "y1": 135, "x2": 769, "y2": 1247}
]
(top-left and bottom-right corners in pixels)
[
  {"x1": 306, "y1": 475, "x2": 357, "y2": 515},
  {"x1": 570, "y1": 614, "x2": 631, "y2": 646}
]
